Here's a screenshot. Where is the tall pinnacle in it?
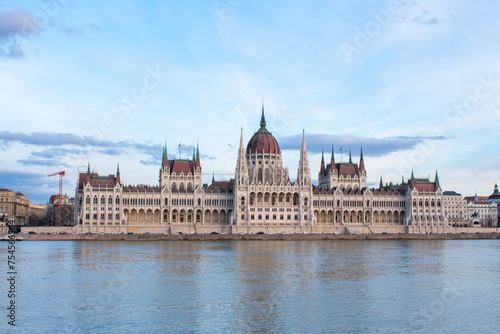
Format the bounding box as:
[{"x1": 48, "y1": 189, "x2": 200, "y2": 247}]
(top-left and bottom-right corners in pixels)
[
  {"x1": 260, "y1": 99, "x2": 266, "y2": 129},
  {"x1": 359, "y1": 145, "x2": 365, "y2": 171},
  {"x1": 239, "y1": 127, "x2": 245, "y2": 150},
  {"x1": 301, "y1": 129, "x2": 306, "y2": 152},
  {"x1": 331, "y1": 145, "x2": 335, "y2": 166},
  {"x1": 320, "y1": 148, "x2": 325, "y2": 173},
  {"x1": 87, "y1": 162, "x2": 90, "y2": 174}
]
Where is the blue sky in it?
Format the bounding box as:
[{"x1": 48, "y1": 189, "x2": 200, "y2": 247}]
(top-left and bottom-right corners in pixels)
[{"x1": 0, "y1": 0, "x2": 499, "y2": 204}]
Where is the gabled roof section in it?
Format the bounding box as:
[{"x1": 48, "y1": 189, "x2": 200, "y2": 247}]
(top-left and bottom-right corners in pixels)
[
  {"x1": 78, "y1": 170, "x2": 121, "y2": 190},
  {"x1": 206, "y1": 180, "x2": 234, "y2": 193},
  {"x1": 169, "y1": 160, "x2": 197, "y2": 174},
  {"x1": 123, "y1": 185, "x2": 160, "y2": 192},
  {"x1": 336, "y1": 162, "x2": 360, "y2": 177}
]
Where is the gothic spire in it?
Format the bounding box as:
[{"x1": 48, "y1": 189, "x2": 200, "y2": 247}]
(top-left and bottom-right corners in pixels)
[
  {"x1": 379, "y1": 176, "x2": 383, "y2": 189},
  {"x1": 116, "y1": 163, "x2": 120, "y2": 176},
  {"x1": 235, "y1": 127, "x2": 248, "y2": 185},
  {"x1": 260, "y1": 99, "x2": 266, "y2": 129},
  {"x1": 411, "y1": 169, "x2": 415, "y2": 180},
  {"x1": 320, "y1": 148, "x2": 325, "y2": 173},
  {"x1": 87, "y1": 162, "x2": 90, "y2": 174},
  {"x1": 359, "y1": 145, "x2": 365, "y2": 171},
  {"x1": 435, "y1": 170, "x2": 440, "y2": 189},
  {"x1": 349, "y1": 149, "x2": 352, "y2": 163},
  {"x1": 162, "y1": 141, "x2": 169, "y2": 167},
  {"x1": 330, "y1": 145, "x2": 335, "y2": 166},
  {"x1": 195, "y1": 141, "x2": 201, "y2": 168},
  {"x1": 297, "y1": 130, "x2": 311, "y2": 186}
]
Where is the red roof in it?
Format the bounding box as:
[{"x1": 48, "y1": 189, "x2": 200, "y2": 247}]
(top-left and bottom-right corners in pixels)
[
  {"x1": 164, "y1": 159, "x2": 198, "y2": 174},
  {"x1": 414, "y1": 184, "x2": 436, "y2": 192},
  {"x1": 78, "y1": 172, "x2": 120, "y2": 190},
  {"x1": 123, "y1": 186, "x2": 160, "y2": 192},
  {"x1": 206, "y1": 180, "x2": 234, "y2": 193},
  {"x1": 325, "y1": 162, "x2": 360, "y2": 177},
  {"x1": 247, "y1": 129, "x2": 280, "y2": 154}
]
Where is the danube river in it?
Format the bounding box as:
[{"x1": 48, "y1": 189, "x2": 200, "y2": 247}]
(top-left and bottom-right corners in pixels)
[{"x1": 2, "y1": 240, "x2": 499, "y2": 333}]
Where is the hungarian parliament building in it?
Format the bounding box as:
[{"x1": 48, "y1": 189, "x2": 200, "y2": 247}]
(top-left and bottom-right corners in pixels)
[{"x1": 74, "y1": 107, "x2": 493, "y2": 234}]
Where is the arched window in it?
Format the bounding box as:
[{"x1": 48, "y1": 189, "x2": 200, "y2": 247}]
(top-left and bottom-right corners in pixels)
[
  {"x1": 241, "y1": 197, "x2": 245, "y2": 206},
  {"x1": 303, "y1": 197, "x2": 308, "y2": 206}
]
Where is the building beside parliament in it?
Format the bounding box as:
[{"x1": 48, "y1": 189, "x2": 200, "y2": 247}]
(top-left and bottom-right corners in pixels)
[{"x1": 74, "y1": 106, "x2": 474, "y2": 234}]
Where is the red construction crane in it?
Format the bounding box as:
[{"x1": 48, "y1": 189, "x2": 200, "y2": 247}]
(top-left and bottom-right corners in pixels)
[{"x1": 48, "y1": 171, "x2": 65, "y2": 226}]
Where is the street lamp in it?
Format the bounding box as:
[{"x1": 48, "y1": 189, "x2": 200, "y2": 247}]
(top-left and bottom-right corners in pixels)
[
  {"x1": 0, "y1": 210, "x2": 7, "y2": 231},
  {"x1": 0, "y1": 210, "x2": 15, "y2": 233}
]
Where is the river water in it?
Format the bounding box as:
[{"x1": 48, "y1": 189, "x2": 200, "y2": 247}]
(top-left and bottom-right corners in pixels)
[{"x1": 1, "y1": 239, "x2": 499, "y2": 333}]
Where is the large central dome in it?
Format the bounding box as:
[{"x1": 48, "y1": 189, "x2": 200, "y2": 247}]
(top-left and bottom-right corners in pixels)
[{"x1": 246, "y1": 106, "x2": 280, "y2": 154}]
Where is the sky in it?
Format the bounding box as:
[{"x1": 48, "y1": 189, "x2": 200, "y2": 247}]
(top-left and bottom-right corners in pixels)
[{"x1": 0, "y1": 0, "x2": 499, "y2": 204}]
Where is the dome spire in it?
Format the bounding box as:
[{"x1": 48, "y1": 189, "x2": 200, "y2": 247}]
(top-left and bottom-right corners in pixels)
[{"x1": 260, "y1": 99, "x2": 266, "y2": 129}]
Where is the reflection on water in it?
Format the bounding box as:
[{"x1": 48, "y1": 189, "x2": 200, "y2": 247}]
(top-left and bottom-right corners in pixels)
[{"x1": 3, "y1": 240, "x2": 499, "y2": 333}]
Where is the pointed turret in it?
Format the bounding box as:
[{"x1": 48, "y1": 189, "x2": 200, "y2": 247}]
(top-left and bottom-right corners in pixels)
[
  {"x1": 235, "y1": 127, "x2": 248, "y2": 185},
  {"x1": 212, "y1": 172, "x2": 215, "y2": 184},
  {"x1": 349, "y1": 149, "x2": 352, "y2": 163},
  {"x1": 162, "y1": 141, "x2": 169, "y2": 167},
  {"x1": 116, "y1": 163, "x2": 121, "y2": 185},
  {"x1": 195, "y1": 141, "x2": 201, "y2": 168},
  {"x1": 260, "y1": 100, "x2": 266, "y2": 130},
  {"x1": 297, "y1": 130, "x2": 311, "y2": 186},
  {"x1": 379, "y1": 176, "x2": 383, "y2": 189},
  {"x1": 87, "y1": 162, "x2": 90, "y2": 174},
  {"x1": 434, "y1": 170, "x2": 440, "y2": 189},
  {"x1": 330, "y1": 145, "x2": 335, "y2": 167},
  {"x1": 411, "y1": 169, "x2": 415, "y2": 180},
  {"x1": 320, "y1": 149, "x2": 325, "y2": 173},
  {"x1": 359, "y1": 146, "x2": 365, "y2": 171}
]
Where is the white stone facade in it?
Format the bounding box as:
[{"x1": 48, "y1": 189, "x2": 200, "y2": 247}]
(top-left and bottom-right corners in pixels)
[{"x1": 74, "y1": 108, "x2": 457, "y2": 233}]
